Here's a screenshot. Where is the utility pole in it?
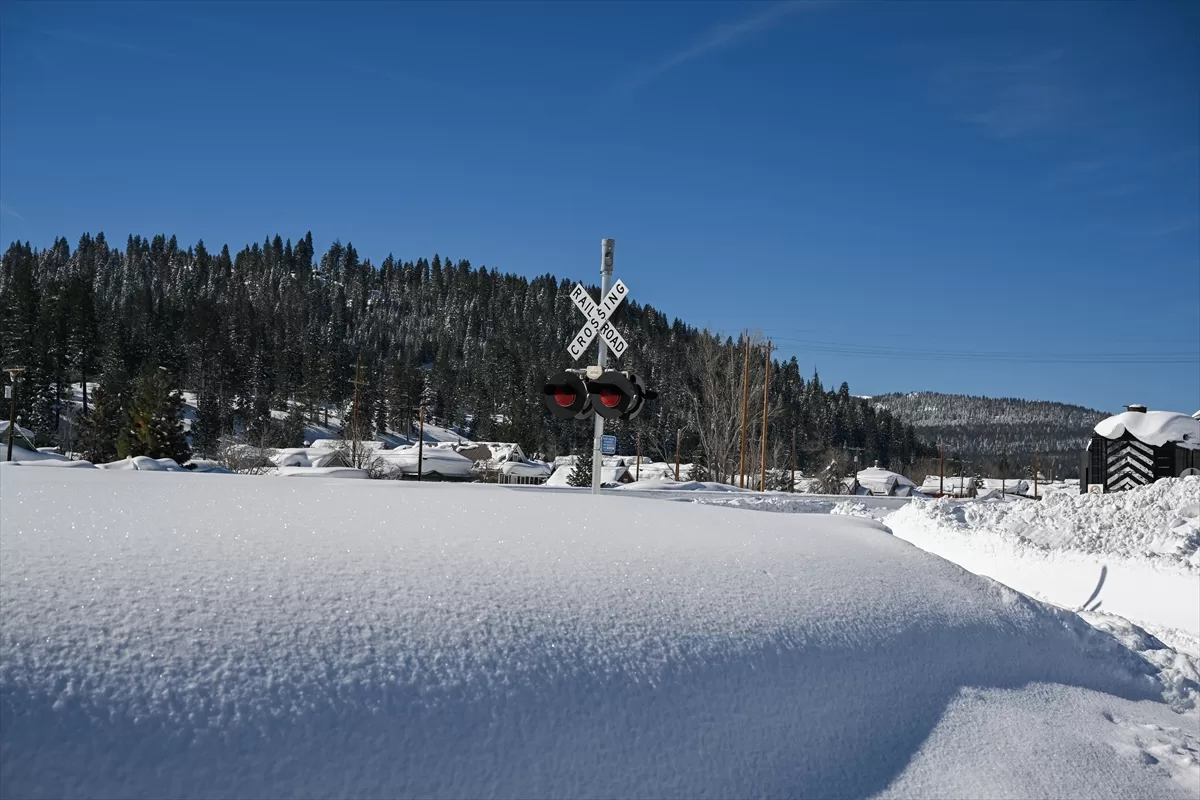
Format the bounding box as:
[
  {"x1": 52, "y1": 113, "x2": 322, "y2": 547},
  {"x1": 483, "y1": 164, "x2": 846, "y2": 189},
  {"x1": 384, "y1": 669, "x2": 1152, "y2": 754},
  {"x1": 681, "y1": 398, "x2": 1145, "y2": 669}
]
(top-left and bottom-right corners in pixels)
[
  {"x1": 675, "y1": 427, "x2": 682, "y2": 481},
  {"x1": 417, "y1": 405, "x2": 425, "y2": 481},
  {"x1": 790, "y1": 428, "x2": 796, "y2": 493},
  {"x1": 759, "y1": 340, "x2": 772, "y2": 491},
  {"x1": 347, "y1": 356, "x2": 368, "y2": 469},
  {"x1": 738, "y1": 332, "x2": 750, "y2": 488},
  {"x1": 590, "y1": 239, "x2": 616, "y2": 495},
  {"x1": 5, "y1": 366, "x2": 25, "y2": 462},
  {"x1": 1033, "y1": 451, "x2": 1039, "y2": 499},
  {"x1": 939, "y1": 444, "x2": 945, "y2": 497},
  {"x1": 636, "y1": 432, "x2": 641, "y2": 481}
]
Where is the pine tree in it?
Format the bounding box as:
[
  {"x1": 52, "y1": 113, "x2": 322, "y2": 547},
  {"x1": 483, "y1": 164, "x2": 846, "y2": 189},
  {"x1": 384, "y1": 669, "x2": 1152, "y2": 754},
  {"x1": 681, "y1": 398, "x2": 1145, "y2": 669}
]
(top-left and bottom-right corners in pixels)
[
  {"x1": 76, "y1": 382, "x2": 124, "y2": 464},
  {"x1": 117, "y1": 368, "x2": 191, "y2": 464},
  {"x1": 567, "y1": 453, "x2": 593, "y2": 487},
  {"x1": 191, "y1": 388, "x2": 224, "y2": 458},
  {"x1": 279, "y1": 403, "x2": 307, "y2": 448},
  {"x1": 689, "y1": 445, "x2": 709, "y2": 482}
]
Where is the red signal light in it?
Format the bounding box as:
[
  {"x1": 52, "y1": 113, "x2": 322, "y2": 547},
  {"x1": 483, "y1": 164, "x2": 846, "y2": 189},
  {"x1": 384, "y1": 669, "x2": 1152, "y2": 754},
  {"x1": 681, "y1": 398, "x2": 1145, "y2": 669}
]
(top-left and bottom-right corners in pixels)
[
  {"x1": 599, "y1": 387, "x2": 622, "y2": 408},
  {"x1": 554, "y1": 388, "x2": 577, "y2": 407}
]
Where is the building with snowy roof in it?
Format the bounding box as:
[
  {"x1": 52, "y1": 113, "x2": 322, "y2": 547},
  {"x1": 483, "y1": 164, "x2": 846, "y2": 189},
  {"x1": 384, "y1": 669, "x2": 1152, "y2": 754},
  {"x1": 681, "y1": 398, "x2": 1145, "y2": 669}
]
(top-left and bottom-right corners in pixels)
[
  {"x1": 845, "y1": 465, "x2": 925, "y2": 497},
  {"x1": 1082, "y1": 405, "x2": 1200, "y2": 493}
]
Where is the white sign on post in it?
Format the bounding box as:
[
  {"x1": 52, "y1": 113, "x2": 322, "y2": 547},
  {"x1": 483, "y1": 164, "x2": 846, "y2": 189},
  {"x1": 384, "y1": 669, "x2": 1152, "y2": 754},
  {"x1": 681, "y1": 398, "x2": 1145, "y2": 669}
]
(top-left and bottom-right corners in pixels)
[{"x1": 568, "y1": 279, "x2": 629, "y2": 360}]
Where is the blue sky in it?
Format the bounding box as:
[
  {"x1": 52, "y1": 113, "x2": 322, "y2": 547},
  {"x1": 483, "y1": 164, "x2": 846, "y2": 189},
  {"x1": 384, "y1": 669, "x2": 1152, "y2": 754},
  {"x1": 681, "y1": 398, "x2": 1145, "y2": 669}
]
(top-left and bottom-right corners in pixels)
[{"x1": 1, "y1": 0, "x2": 1197, "y2": 413}]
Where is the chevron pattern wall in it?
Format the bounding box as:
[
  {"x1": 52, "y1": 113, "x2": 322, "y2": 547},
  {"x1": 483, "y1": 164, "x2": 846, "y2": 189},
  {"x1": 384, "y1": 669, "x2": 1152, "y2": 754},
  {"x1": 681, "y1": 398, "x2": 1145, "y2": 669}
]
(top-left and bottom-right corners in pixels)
[{"x1": 1106, "y1": 438, "x2": 1154, "y2": 491}]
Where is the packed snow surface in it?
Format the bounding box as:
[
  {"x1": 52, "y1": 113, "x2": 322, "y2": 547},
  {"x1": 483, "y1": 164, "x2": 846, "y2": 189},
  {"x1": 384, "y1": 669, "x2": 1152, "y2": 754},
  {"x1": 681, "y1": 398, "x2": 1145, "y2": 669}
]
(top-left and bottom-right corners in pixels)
[
  {"x1": 2, "y1": 469, "x2": 1197, "y2": 799},
  {"x1": 1095, "y1": 410, "x2": 1200, "y2": 450}
]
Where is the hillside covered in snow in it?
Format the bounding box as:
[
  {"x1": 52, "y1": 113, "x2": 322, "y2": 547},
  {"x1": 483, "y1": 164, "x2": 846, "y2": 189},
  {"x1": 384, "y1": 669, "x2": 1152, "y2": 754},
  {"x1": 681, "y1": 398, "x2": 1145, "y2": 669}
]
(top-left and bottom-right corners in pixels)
[{"x1": 873, "y1": 391, "x2": 1109, "y2": 474}]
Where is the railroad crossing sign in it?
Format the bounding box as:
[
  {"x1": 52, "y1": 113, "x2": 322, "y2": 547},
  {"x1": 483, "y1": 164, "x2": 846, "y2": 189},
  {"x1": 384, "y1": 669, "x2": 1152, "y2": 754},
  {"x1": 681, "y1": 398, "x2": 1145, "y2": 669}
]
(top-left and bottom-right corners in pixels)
[{"x1": 568, "y1": 279, "x2": 629, "y2": 360}]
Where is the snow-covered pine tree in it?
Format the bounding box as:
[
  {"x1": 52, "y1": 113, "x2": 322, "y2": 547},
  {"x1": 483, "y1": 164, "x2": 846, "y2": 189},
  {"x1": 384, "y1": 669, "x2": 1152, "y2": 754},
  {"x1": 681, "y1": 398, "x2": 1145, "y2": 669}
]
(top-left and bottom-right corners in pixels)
[
  {"x1": 567, "y1": 453, "x2": 592, "y2": 487},
  {"x1": 117, "y1": 367, "x2": 191, "y2": 464}
]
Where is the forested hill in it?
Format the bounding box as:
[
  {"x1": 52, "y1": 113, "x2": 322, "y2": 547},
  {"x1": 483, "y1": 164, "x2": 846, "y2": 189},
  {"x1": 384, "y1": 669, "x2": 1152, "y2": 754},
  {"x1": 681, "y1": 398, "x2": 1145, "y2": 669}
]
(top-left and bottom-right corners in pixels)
[
  {"x1": 0, "y1": 233, "x2": 933, "y2": 476},
  {"x1": 872, "y1": 392, "x2": 1108, "y2": 472}
]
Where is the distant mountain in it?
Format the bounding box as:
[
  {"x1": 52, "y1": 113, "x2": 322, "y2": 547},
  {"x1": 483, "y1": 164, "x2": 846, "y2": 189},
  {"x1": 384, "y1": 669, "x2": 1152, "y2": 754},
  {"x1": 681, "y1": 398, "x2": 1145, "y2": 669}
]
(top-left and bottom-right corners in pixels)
[{"x1": 871, "y1": 392, "x2": 1109, "y2": 477}]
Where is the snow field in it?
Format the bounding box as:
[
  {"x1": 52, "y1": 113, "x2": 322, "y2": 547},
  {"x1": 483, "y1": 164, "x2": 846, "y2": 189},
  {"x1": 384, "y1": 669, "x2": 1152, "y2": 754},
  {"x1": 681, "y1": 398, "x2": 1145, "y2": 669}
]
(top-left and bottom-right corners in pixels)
[{"x1": 2, "y1": 468, "x2": 1197, "y2": 798}]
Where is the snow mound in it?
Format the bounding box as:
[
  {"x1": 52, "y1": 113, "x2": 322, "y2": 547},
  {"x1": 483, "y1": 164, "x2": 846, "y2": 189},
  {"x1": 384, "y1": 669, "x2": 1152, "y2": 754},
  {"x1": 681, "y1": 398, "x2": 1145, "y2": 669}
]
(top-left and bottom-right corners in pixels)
[
  {"x1": 1, "y1": 469, "x2": 1195, "y2": 799},
  {"x1": 615, "y1": 477, "x2": 748, "y2": 492},
  {"x1": 889, "y1": 478, "x2": 1200, "y2": 570},
  {"x1": 1095, "y1": 410, "x2": 1200, "y2": 450},
  {"x1": 96, "y1": 456, "x2": 186, "y2": 472}
]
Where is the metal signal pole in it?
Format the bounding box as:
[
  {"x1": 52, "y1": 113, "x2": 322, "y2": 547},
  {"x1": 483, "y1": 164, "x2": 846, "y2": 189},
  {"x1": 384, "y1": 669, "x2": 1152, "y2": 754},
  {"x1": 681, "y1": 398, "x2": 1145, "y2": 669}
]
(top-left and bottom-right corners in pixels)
[
  {"x1": 591, "y1": 239, "x2": 615, "y2": 495},
  {"x1": 760, "y1": 340, "x2": 772, "y2": 491},
  {"x1": 738, "y1": 332, "x2": 750, "y2": 488}
]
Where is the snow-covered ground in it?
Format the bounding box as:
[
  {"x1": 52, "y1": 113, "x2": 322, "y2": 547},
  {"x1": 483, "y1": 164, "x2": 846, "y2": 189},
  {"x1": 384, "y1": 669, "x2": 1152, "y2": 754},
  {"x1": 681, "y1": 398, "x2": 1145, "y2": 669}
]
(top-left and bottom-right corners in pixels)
[{"x1": 2, "y1": 468, "x2": 1198, "y2": 798}]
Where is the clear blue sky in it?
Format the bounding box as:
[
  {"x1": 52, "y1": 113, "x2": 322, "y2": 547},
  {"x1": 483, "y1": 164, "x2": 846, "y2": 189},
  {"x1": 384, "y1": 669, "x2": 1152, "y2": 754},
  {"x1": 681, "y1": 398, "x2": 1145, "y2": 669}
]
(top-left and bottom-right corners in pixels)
[{"x1": 2, "y1": 0, "x2": 1197, "y2": 414}]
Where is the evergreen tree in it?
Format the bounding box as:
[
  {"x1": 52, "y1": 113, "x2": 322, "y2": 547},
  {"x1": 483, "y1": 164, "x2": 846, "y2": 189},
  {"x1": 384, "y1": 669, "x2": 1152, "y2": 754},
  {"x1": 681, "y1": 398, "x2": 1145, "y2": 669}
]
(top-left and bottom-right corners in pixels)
[
  {"x1": 76, "y1": 382, "x2": 124, "y2": 464},
  {"x1": 191, "y1": 388, "x2": 224, "y2": 458},
  {"x1": 117, "y1": 367, "x2": 191, "y2": 464},
  {"x1": 567, "y1": 453, "x2": 592, "y2": 487},
  {"x1": 279, "y1": 403, "x2": 307, "y2": 448},
  {"x1": 689, "y1": 445, "x2": 709, "y2": 482}
]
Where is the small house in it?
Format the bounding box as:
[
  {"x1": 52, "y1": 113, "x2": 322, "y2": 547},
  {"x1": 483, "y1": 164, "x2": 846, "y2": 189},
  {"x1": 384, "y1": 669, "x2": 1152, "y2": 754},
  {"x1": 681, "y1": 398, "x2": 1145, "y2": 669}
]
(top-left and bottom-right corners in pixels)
[{"x1": 1082, "y1": 405, "x2": 1200, "y2": 493}]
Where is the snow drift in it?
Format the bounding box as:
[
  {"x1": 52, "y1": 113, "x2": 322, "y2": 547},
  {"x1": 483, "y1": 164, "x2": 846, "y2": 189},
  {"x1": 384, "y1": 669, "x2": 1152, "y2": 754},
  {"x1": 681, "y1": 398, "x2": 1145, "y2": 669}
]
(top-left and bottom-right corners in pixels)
[
  {"x1": 886, "y1": 478, "x2": 1200, "y2": 637},
  {"x1": 891, "y1": 477, "x2": 1200, "y2": 569},
  {"x1": 1, "y1": 469, "x2": 1196, "y2": 799}
]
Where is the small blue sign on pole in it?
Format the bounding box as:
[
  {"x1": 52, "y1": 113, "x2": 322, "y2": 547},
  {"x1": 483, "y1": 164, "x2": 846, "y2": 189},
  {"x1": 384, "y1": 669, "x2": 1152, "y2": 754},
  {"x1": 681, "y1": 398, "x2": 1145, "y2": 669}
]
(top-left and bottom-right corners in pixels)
[{"x1": 601, "y1": 434, "x2": 618, "y2": 455}]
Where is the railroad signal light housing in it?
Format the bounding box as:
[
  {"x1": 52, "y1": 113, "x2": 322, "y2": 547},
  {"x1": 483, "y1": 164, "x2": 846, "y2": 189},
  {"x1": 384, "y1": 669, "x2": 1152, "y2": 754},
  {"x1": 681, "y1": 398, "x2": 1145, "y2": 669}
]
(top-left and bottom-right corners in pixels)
[{"x1": 542, "y1": 371, "x2": 594, "y2": 421}]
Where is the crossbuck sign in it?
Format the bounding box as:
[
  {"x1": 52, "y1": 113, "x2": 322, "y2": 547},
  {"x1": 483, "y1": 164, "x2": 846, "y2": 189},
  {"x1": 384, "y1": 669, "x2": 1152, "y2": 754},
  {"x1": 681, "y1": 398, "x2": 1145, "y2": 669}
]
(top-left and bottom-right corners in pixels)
[{"x1": 568, "y1": 279, "x2": 629, "y2": 360}]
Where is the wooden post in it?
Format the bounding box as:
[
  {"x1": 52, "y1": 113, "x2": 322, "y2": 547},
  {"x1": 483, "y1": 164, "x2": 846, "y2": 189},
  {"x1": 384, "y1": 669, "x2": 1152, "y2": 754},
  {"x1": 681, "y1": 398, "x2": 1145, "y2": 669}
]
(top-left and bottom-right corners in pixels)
[
  {"x1": 417, "y1": 406, "x2": 424, "y2": 481},
  {"x1": 738, "y1": 332, "x2": 750, "y2": 488},
  {"x1": 759, "y1": 340, "x2": 772, "y2": 491},
  {"x1": 636, "y1": 432, "x2": 641, "y2": 481},
  {"x1": 939, "y1": 444, "x2": 944, "y2": 497},
  {"x1": 675, "y1": 428, "x2": 682, "y2": 481}
]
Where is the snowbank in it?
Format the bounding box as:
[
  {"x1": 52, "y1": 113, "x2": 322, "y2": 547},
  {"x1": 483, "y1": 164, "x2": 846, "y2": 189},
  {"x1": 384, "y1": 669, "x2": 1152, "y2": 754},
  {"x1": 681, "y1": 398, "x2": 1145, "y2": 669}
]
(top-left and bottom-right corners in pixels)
[
  {"x1": 1095, "y1": 410, "x2": 1200, "y2": 450},
  {"x1": 892, "y1": 478, "x2": 1200, "y2": 569},
  {"x1": 96, "y1": 456, "x2": 186, "y2": 471},
  {"x1": 3, "y1": 469, "x2": 1196, "y2": 798},
  {"x1": 273, "y1": 466, "x2": 369, "y2": 479},
  {"x1": 886, "y1": 478, "x2": 1200, "y2": 636},
  {"x1": 615, "y1": 477, "x2": 748, "y2": 492}
]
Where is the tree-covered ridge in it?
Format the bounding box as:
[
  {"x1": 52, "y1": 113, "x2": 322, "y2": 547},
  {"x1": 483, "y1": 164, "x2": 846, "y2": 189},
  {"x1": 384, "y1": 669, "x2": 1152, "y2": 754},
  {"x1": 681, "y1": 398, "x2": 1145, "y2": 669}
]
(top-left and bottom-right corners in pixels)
[
  {"x1": 872, "y1": 391, "x2": 1108, "y2": 476},
  {"x1": 1, "y1": 233, "x2": 933, "y2": 475}
]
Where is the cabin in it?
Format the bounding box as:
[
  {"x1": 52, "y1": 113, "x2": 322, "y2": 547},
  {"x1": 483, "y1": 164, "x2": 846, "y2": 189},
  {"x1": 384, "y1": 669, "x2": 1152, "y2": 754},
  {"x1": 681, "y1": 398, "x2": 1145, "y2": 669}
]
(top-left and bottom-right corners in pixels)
[{"x1": 1081, "y1": 405, "x2": 1200, "y2": 493}]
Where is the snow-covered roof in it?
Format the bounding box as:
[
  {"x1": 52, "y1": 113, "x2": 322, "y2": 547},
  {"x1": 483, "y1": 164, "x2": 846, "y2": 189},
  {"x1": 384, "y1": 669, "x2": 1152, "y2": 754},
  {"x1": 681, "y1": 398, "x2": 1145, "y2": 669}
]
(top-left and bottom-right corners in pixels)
[
  {"x1": 0, "y1": 420, "x2": 36, "y2": 448},
  {"x1": 855, "y1": 467, "x2": 920, "y2": 496},
  {"x1": 1094, "y1": 410, "x2": 1200, "y2": 450},
  {"x1": 377, "y1": 446, "x2": 473, "y2": 478},
  {"x1": 500, "y1": 459, "x2": 552, "y2": 478}
]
